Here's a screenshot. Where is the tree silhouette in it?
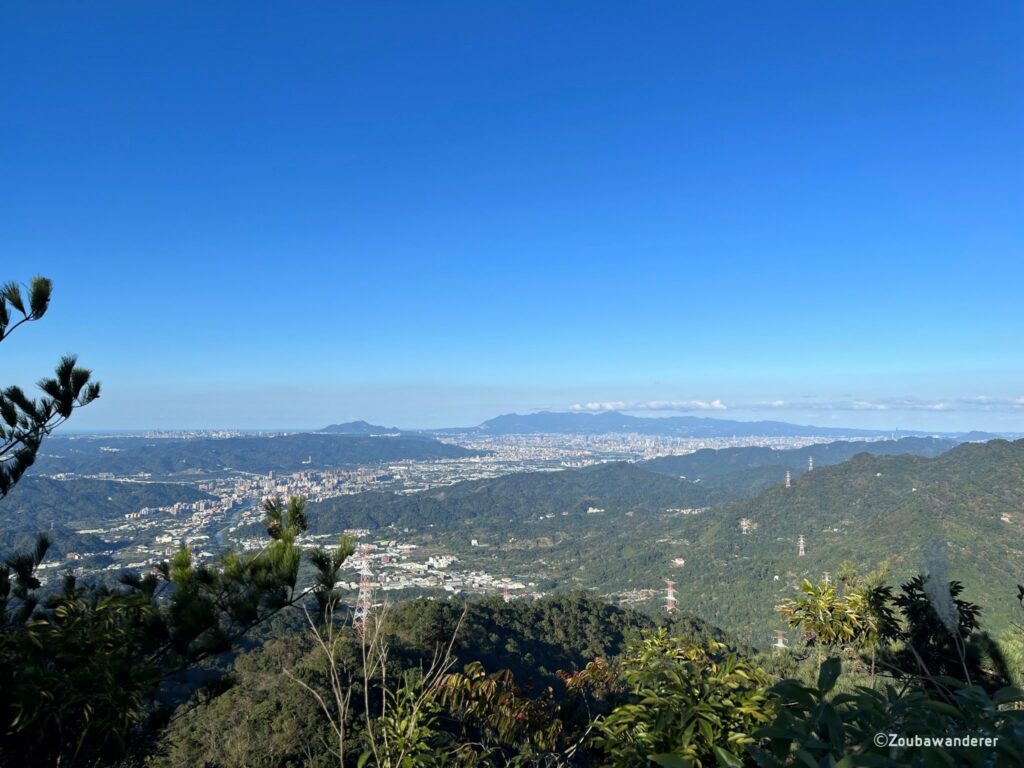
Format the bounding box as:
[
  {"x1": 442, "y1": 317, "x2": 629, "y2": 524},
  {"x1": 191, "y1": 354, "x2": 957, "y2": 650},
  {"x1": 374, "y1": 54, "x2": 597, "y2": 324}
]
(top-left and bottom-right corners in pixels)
[{"x1": 0, "y1": 276, "x2": 99, "y2": 496}]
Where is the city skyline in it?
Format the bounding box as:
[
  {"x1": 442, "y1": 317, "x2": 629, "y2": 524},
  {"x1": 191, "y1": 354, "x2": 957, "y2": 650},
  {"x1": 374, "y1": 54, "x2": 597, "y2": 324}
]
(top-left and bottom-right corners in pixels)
[{"x1": 3, "y1": 2, "x2": 1022, "y2": 431}]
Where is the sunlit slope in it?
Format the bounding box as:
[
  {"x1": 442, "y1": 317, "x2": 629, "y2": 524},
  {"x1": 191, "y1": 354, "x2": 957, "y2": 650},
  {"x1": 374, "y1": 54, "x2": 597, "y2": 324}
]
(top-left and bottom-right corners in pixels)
[
  {"x1": 674, "y1": 439, "x2": 1024, "y2": 640},
  {"x1": 309, "y1": 461, "x2": 733, "y2": 532}
]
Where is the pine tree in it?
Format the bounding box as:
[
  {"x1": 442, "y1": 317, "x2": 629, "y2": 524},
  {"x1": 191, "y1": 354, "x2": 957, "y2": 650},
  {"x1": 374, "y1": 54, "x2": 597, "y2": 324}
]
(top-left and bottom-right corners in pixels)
[{"x1": 0, "y1": 275, "x2": 100, "y2": 496}]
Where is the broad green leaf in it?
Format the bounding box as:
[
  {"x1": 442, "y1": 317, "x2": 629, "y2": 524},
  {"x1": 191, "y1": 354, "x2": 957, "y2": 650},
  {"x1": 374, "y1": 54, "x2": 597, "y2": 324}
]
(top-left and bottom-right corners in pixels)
[
  {"x1": 711, "y1": 745, "x2": 744, "y2": 767},
  {"x1": 649, "y1": 754, "x2": 693, "y2": 768}
]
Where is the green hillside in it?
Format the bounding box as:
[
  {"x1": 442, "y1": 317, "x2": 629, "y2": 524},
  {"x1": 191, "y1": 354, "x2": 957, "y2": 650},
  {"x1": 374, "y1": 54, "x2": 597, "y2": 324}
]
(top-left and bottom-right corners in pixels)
[
  {"x1": 308, "y1": 461, "x2": 736, "y2": 533},
  {"x1": 151, "y1": 594, "x2": 738, "y2": 767},
  {"x1": 649, "y1": 438, "x2": 1024, "y2": 640},
  {"x1": 0, "y1": 477, "x2": 214, "y2": 558}
]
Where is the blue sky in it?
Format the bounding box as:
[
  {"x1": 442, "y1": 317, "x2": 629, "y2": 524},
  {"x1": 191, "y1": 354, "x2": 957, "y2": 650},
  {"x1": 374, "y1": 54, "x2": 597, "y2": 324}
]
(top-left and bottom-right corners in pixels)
[{"x1": 2, "y1": 1, "x2": 1022, "y2": 431}]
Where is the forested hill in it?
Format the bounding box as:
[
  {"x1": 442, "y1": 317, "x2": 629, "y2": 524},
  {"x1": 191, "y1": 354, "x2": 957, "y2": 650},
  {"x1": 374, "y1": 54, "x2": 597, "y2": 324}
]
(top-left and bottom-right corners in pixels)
[
  {"x1": 308, "y1": 461, "x2": 734, "y2": 533},
  {"x1": 670, "y1": 438, "x2": 1024, "y2": 637},
  {"x1": 31, "y1": 433, "x2": 481, "y2": 477},
  {"x1": 642, "y1": 436, "x2": 956, "y2": 491},
  {"x1": 151, "y1": 594, "x2": 737, "y2": 767},
  {"x1": 0, "y1": 477, "x2": 213, "y2": 557},
  {"x1": 383, "y1": 593, "x2": 736, "y2": 682}
]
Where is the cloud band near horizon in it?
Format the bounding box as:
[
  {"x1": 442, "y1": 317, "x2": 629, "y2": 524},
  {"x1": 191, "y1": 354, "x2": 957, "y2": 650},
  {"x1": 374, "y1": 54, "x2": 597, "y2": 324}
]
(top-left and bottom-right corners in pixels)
[{"x1": 568, "y1": 396, "x2": 1024, "y2": 414}]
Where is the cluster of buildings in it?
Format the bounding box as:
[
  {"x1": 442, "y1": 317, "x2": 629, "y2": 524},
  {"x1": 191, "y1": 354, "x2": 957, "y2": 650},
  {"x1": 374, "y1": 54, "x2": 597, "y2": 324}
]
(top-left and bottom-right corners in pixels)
[
  {"x1": 459, "y1": 433, "x2": 838, "y2": 462},
  {"x1": 303, "y1": 536, "x2": 539, "y2": 601}
]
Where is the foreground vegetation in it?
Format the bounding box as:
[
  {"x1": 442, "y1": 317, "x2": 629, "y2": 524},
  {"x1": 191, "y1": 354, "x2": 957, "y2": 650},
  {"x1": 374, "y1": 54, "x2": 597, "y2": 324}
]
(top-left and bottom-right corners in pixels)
[
  {"x1": 4, "y1": 276, "x2": 1024, "y2": 765},
  {"x1": 145, "y1": 567, "x2": 1024, "y2": 768}
]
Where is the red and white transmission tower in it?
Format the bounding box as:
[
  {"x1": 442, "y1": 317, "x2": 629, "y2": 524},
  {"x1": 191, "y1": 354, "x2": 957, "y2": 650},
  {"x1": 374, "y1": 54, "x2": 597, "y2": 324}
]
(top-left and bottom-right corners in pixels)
[
  {"x1": 807, "y1": 455, "x2": 814, "y2": 473},
  {"x1": 785, "y1": 469, "x2": 791, "y2": 488},
  {"x1": 664, "y1": 579, "x2": 677, "y2": 613},
  {"x1": 503, "y1": 584, "x2": 511, "y2": 603},
  {"x1": 353, "y1": 544, "x2": 375, "y2": 634},
  {"x1": 798, "y1": 535, "x2": 806, "y2": 557}
]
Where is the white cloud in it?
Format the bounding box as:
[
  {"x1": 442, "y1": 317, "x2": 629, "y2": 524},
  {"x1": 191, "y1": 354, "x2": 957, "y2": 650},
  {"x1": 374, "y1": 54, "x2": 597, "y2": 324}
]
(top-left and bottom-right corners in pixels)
[
  {"x1": 746, "y1": 397, "x2": 955, "y2": 413},
  {"x1": 954, "y1": 395, "x2": 1024, "y2": 409},
  {"x1": 640, "y1": 399, "x2": 727, "y2": 411},
  {"x1": 852, "y1": 400, "x2": 890, "y2": 411},
  {"x1": 569, "y1": 403, "x2": 630, "y2": 415},
  {"x1": 568, "y1": 394, "x2": 1024, "y2": 415},
  {"x1": 569, "y1": 399, "x2": 727, "y2": 412}
]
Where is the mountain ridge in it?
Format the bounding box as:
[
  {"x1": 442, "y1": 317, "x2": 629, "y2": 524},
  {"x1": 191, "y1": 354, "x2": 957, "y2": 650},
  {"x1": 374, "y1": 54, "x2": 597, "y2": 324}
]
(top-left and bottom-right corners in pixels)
[
  {"x1": 642, "y1": 436, "x2": 956, "y2": 484},
  {"x1": 319, "y1": 420, "x2": 401, "y2": 435},
  {"x1": 467, "y1": 410, "x2": 906, "y2": 437}
]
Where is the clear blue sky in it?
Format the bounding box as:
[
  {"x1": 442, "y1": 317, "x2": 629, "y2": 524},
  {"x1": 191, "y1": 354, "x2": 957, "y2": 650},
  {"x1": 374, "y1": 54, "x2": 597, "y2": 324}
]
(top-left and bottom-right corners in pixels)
[{"x1": 2, "y1": 2, "x2": 1022, "y2": 431}]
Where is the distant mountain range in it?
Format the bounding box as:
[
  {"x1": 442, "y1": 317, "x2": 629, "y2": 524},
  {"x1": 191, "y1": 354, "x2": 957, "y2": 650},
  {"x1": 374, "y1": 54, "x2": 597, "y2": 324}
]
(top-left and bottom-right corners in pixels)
[
  {"x1": 320, "y1": 420, "x2": 402, "y2": 435},
  {"x1": 323, "y1": 411, "x2": 898, "y2": 438},
  {"x1": 462, "y1": 411, "x2": 899, "y2": 438},
  {"x1": 330, "y1": 410, "x2": 1004, "y2": 439}
]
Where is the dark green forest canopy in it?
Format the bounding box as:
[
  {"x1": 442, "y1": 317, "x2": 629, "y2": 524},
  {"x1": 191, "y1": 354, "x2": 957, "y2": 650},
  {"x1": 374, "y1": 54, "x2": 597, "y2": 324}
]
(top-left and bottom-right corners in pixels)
[
  {"x1": 151, "y1": 593, "x2": 740, "y2": 767},
  {"x1": 384, "y1": 593, "x2": 736, "y2": 679}
]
